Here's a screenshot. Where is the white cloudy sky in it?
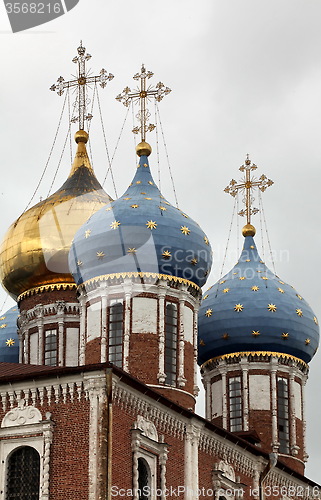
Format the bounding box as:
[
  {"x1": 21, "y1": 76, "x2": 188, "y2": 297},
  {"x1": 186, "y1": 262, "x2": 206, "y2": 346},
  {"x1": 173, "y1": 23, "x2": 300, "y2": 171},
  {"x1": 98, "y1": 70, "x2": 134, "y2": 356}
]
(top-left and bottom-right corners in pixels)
[{"x1": 0, "y1": 0, "x2": 321, "y2": 482}]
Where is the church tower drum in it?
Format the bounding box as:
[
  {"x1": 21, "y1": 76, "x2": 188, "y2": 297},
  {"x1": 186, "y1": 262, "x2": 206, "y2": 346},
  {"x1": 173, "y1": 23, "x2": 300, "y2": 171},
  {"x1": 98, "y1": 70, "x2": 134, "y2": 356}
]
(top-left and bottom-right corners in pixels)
[{"x1": 198, "y1": 156, "x2": 319, "y2": 475}]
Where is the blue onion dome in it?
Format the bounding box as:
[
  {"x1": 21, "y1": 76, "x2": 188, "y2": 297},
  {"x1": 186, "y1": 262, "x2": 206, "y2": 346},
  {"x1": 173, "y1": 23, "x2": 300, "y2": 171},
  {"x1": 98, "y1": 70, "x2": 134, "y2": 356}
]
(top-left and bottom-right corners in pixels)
[
  {"x1": 198, "y1": 226, "x2": 319, "y2": 365},
  {"x1": 0, "y1": 306, "x2": 19, "y2": 363},
  {"x1": 69, "y1": 142, "x2": 212, "y2": 290}
]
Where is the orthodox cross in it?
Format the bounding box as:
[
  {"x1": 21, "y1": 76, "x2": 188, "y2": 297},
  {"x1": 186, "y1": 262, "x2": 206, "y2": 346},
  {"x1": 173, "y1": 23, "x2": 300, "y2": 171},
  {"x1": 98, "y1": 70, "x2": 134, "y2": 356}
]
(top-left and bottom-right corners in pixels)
[
  {"x1": 116, "y1": 64, "x2": 171, "y2": 142},
  {"x1": 50, "y1": 42, "x2": 114, "y2": 131},
  {"x1": 224, "y1": 155, "x2": 273, "y2": 225}
]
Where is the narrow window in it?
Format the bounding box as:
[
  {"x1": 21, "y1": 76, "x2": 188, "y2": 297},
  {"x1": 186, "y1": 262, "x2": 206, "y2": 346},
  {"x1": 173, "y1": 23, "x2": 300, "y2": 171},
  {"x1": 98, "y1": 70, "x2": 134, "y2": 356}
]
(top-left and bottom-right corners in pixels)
[
  {"x1": 108, "y1": 299, "x2": 124, "y2": 368},
  {"x1": 6, "y1": 446, "x2": 40, "y2": 499},
  {"x1": 277, "y1": 377, "x2": 290, "y2": 453},
  {"x1": 229, "y1": 376, "x2": 242, "y2": 432},
  {"x1": 137, "y1": 457, "x2": 150, "y2": 500},
  {"x1": 164, "y1": 302, "x2": 178, "y2": 386},
  {"x1": 44, "y1": 329, "x2": 57, "y2": 366}
]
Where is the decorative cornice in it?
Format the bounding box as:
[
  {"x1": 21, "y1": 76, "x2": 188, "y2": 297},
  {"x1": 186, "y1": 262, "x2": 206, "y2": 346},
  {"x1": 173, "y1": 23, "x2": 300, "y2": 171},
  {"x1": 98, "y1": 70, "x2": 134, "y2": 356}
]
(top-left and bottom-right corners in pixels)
[
  {"x1": 80, "y1": 272, "x2": 200, "y2": 293},
  {"x1": 18, "y1": 283, "x2": 77, "y2": 302},
  {"x1": 201, "y1": 351, "x2": 308, "y2": 371}
]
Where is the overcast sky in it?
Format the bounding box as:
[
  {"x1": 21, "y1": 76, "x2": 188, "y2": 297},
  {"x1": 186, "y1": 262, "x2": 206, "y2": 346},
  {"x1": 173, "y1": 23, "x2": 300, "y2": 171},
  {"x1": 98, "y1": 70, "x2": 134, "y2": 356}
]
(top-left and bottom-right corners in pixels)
[{"x1": 0, "y1": 0, "x2": 320, "y2": 482}]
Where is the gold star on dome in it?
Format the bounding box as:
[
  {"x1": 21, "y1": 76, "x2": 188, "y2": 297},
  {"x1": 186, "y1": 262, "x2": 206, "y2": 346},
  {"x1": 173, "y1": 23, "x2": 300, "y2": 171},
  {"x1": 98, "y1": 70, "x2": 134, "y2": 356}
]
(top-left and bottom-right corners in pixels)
[
  {"x1": 123, "y1": 197, "x2": 131, "y2": 200},
  {"x1": 85, "y1": 229, "x2": 92, "y2": 238},
  {"x1": 262, "y1": 276, "x2": 268, "y2": 280},
  {"x1": 305, "y1": 338, "x2": 311, "y2": 345},
  {"x1": 159, "y1": 206, "x2": 167, "y2": 211},
  {"x1": 143, "y1": 163, "x2": 148, "y2": 167},
  {"x1": 127, "y1": 248, "x2": 136, "y2": 254},
  {"x1": 0, "y1": 316, "x2": 5, "y2": 321},
  {"x1": 296, "y1": 309, "x2": 303, "y2": 317},
  {"x1": 257, "y1": 270, "x2": 262, "y2": 273},
  {"x1": 203, "y1": 294, "x2": 209, "y2": 300},
  {"x1": 137, "y1": 163, "x2": 140, "y2": 168},
  {"x1": 97, "y1": 251, "x2": 105, "y2": 259},
  {"x1": 222, "y1": 288, "x2": 230, "y2": 293},
  {"x1": 181, "y1": 213, "x2": 189, "y2": 218},
  {"x1": 131, "y1": 204, "x2": 139, "y2": 208},
  {"x1": 296, "y1": 294, "x2": 303, "y2": 300},
  {"x1": 250, "y1": 245, "x2": 255, "y2": 249},
  {"x1": 278, "y1": 288, "x2": 285, "y2": 293},
  {"x1": 136, "y1": 181, "x2": 141, "y2": 184},
  {"x1": 191, "y1": 258, "x2": 198, "y2": 266},
  {"x1": 204, "y1": 236, "x2": 209, "y2": 245},
  {"x1": 220, "y1": 280, "x2": 226, "y2": 284},
  {"x1": 181, "y1": 226, "x2": 190, "y2": 235},
  {"x1": 252, "y1": 330, "x2": 260, "y2": 336},
  {"x1": 141, "y1": 192, "x2": 146, "y2": 195},
  {"x1": 245, "y1": 259, "x2": 250, "y2": 262},
  {"x1": 6, "y1": 339, "x2": 15, "y2": 347},
  {"x1": 164, "y1": 202, "x2": 170, "y2": 205},
  {"x1": 282, "y1": 333, "x2": 289, "y2": 339},
  {"x1": 279, "y1": 280, "x2": 285, "y2": 285},
  {"x1": 148, "y1": 181, "x2": 154, "y2": 185},
  {"x1": 162, "y1": 250, "x2": 172, "y2": 259},
  {"x1": 252, "y1": 286, "x2": 259, "y2": 291},
  {"x1": 268, "y1": 304, "x2": 277, "y2": 312},
  {"x1": 222, "y1": 333, "x2": 229, "y2": 340},
  {"x1": 234, "y1": 304, "x2": 244, "y2": 312},
  {"x1": 205, "y1": 309, "x2": 213, "y2": 317},
  {"x1": 239, "y1": 276, "x2": 246, "y2": 280},
  {"x1": 146, "y1": 220, "x2": 157, "y2": 230},
  {"x1": 110, "y1": 221, "x2": 121, "y2": 230},
  {"x1": 77, "y1": 260, "x2": 83, "y2": 267},
  {"x1": 145, "y1": 197, "x2": 152, "y2": 200},
  {"x1": 0, "y1": 324, "x2": 7, "y2": 329},
  {"x1": 199, "y1": 339, "x2": 205, "y2": 346},
  {"x1": 314, "y1": 316, "x2": 318, "y2": 325},
  {"x1": 105, "y1": 207, "x2": 112, "y2": 212}
]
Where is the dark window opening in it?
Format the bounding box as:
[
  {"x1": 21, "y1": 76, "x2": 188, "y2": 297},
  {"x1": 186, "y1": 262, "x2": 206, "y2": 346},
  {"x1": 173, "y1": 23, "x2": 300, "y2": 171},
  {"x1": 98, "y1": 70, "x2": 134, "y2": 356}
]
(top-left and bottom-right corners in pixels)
[
  {"x1": 277, "y1": 377, "x2": 290, "y2": 454},
  {"x1": 165, "y1": 302, "x2": 178, "y2": 386},
  {"x1": 108, "y1": 300, "x2": 123, "y2": 368},
  {"x1": 229, "y1": 376, "x2": 242, "y2": 432},
  {"x1": 44, "y1": 329, "x2": 57, "y2": 366},
  {"x1": 138, "y1": 457, "x2": 150, "y2": 500},
  {"x1": 6, "y1": 446, "x2": 40, "y2": 500}
]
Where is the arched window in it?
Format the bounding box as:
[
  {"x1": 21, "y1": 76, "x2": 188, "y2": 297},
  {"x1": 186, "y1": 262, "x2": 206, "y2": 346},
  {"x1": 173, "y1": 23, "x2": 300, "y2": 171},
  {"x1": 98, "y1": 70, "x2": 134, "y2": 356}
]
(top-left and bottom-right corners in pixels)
[
  {"x1": 6, "y1": 446, "x2": 40, "y2": 499},
  {"x1": 108, "y1": 300, "x2": 124, "y2": 368},
  {"x1": 138, "y1": 457, "x2": 150, "y2": 500},
  {"x1": 277, "y1": 376, "x2": 290, "y2": 453},
  {"x1": 44, "y1": 329, "x2": 57, "y2": 366},
  {"x1": 164, "y1": 302, "x2": 178, "y2": 386},
  {"x1": 228, "y1": 376, "x2": 242, "y2": 432}
]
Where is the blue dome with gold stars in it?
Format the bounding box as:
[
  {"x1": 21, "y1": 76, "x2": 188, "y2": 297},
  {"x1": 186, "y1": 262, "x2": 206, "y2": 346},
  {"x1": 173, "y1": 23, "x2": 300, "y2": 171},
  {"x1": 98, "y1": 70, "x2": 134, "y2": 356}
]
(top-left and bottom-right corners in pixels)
[
  {"x1": 0, "y1": 306, "x2": 19, "y2": 362},
  {"x1": 69, "y1": 148, "x2": 212, "y2": 289},
  {"x1": 198, "y1": 234, "x2": 319, "y2": 365}
]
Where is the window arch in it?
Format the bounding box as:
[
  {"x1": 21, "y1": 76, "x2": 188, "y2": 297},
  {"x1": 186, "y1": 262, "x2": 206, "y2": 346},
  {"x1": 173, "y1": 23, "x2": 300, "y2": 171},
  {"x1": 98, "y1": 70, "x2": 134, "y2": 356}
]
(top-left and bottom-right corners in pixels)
[
  {"x1": 164, "y1": 302, "x2": 178, "y2": 386},
  {"x1": 6, "y1": 446, "x2": 40, "y2": 499},
  {"x1": 138, "y1": 457, "x2": 150, "y2": 500}
]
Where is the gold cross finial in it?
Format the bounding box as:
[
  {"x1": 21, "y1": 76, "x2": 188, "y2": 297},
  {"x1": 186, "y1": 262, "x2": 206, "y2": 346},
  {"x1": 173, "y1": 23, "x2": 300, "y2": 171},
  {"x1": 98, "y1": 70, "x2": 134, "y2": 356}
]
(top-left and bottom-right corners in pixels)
[
  {"x1": 224, "y1": 155, "x2": 273, "y2": 226},
  {"x1": 50, "y1": 42, "x2": 114, "y2": 131},
  {"x1": 116, "y1": 64, "x2": 171, "y2": 142}
]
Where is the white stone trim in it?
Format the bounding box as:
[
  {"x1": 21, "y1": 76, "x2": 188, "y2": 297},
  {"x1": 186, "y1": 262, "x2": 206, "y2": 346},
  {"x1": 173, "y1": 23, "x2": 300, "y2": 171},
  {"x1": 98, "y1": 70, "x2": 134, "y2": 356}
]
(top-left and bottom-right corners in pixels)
[{"x1": 184, "y1": 423, "x2": 201, "y2": 500}]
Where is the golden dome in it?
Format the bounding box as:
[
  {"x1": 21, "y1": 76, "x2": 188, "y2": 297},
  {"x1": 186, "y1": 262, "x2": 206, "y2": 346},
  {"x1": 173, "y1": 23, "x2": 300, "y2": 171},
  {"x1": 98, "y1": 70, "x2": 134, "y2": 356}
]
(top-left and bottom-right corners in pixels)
[
  {"x1": 0, "y1": 131, "x2": 112, "y2": 299},
  {"x1": 136, "y1": 141, "x2": 152, "y2": 157},
  {"x1": 242, "y1": 224, "x2": 256, "y2": 237}
]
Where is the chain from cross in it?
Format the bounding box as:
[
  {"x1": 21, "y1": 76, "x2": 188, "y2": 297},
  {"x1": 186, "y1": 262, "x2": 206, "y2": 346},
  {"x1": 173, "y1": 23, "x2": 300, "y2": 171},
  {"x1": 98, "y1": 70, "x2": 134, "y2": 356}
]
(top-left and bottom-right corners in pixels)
[
  {"x1": 116, "y1": 64, "x2": 171, "y2": 142},
  {"x1": 50, "y1": 42, "x2": 114, "y2": 131},
  {"x1": 224, "y1": 154, "x2": 273, "y2": 225}
]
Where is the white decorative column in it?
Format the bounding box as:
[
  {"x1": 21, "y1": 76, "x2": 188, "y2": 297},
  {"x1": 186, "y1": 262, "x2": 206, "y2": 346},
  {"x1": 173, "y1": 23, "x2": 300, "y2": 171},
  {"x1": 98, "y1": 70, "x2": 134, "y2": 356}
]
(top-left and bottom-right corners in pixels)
[
  {"x1": 123, "y1": 285, "x2": 132, "y2": 372},
  {"x1": 42, "y1": 414, "x2": 53, "y2": 500},
  {"x1": 131, "y1": 437, "x2": 140, "y2": 500},
  {"x1": 289, "y1": 369, "x2": 298, "y2": 456},
  {"x1": 221, "y1": 367, "x2": 228, "y2": 429},
  {"x1": 301, "y1": 374, "x2": 308, "y2": 461},
  {"x1": 35, "y1": 305, "x2": 44, "y2": 364},
  {"x1": 203, "y1": 373, "x2": 211, "y2": 421},
  {"x1": 57, "y1": 301, "x2": 65, "y2": 366},
  {"x1": 177, "y1": 297, "x2": 186, "y2": 388},
  {"x1": 270, "y1": 359, "x2": 279, "y2": 451},
  {"x1": 193, "y1": 304, "x2": 200, "y2": 397},
  {"x1": 241, "y1": 359, "x2": 249, "y2": 431},
  {"x1": 184, "y1": 423, "x2": 200, "y2": 500},
  {"x1": 157, "y1": 283, "x2": 166, "y2": 384},
  {"x1": 79, "y1": 291, "x2": 87, "y2": 365},
  {"x1": 101, "y1": 287, "x2": 108, "y2": 363}
]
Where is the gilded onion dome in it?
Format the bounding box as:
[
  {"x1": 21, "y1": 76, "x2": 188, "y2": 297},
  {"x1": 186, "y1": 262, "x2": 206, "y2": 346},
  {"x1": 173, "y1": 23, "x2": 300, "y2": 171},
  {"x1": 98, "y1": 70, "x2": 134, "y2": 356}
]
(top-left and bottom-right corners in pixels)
[
  {"x1": 198, "y1": 233, "x2": 320, "y2": 365},
  {"x1": 0, "y1": 131, "x2": 112, "y2": 300},
  {"x1": 69, "y1": 143, "x2": 212, "y2": 289},
  {"x1": 0, "y1": 306, "x2": 19, "y2": 363}
]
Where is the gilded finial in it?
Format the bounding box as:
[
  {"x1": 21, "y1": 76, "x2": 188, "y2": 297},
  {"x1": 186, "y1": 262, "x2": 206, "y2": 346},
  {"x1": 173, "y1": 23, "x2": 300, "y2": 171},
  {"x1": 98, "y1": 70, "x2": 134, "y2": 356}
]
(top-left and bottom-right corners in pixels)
[
  {"x1": 50, "y1": 42, "x2": 114, "y2": 131},
  {"x1": 224, "y1": 155, "x2": 273, "y2": 236},
  {"x1": 116, "y1": 64, "x2": 171, "y2": 154}
]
